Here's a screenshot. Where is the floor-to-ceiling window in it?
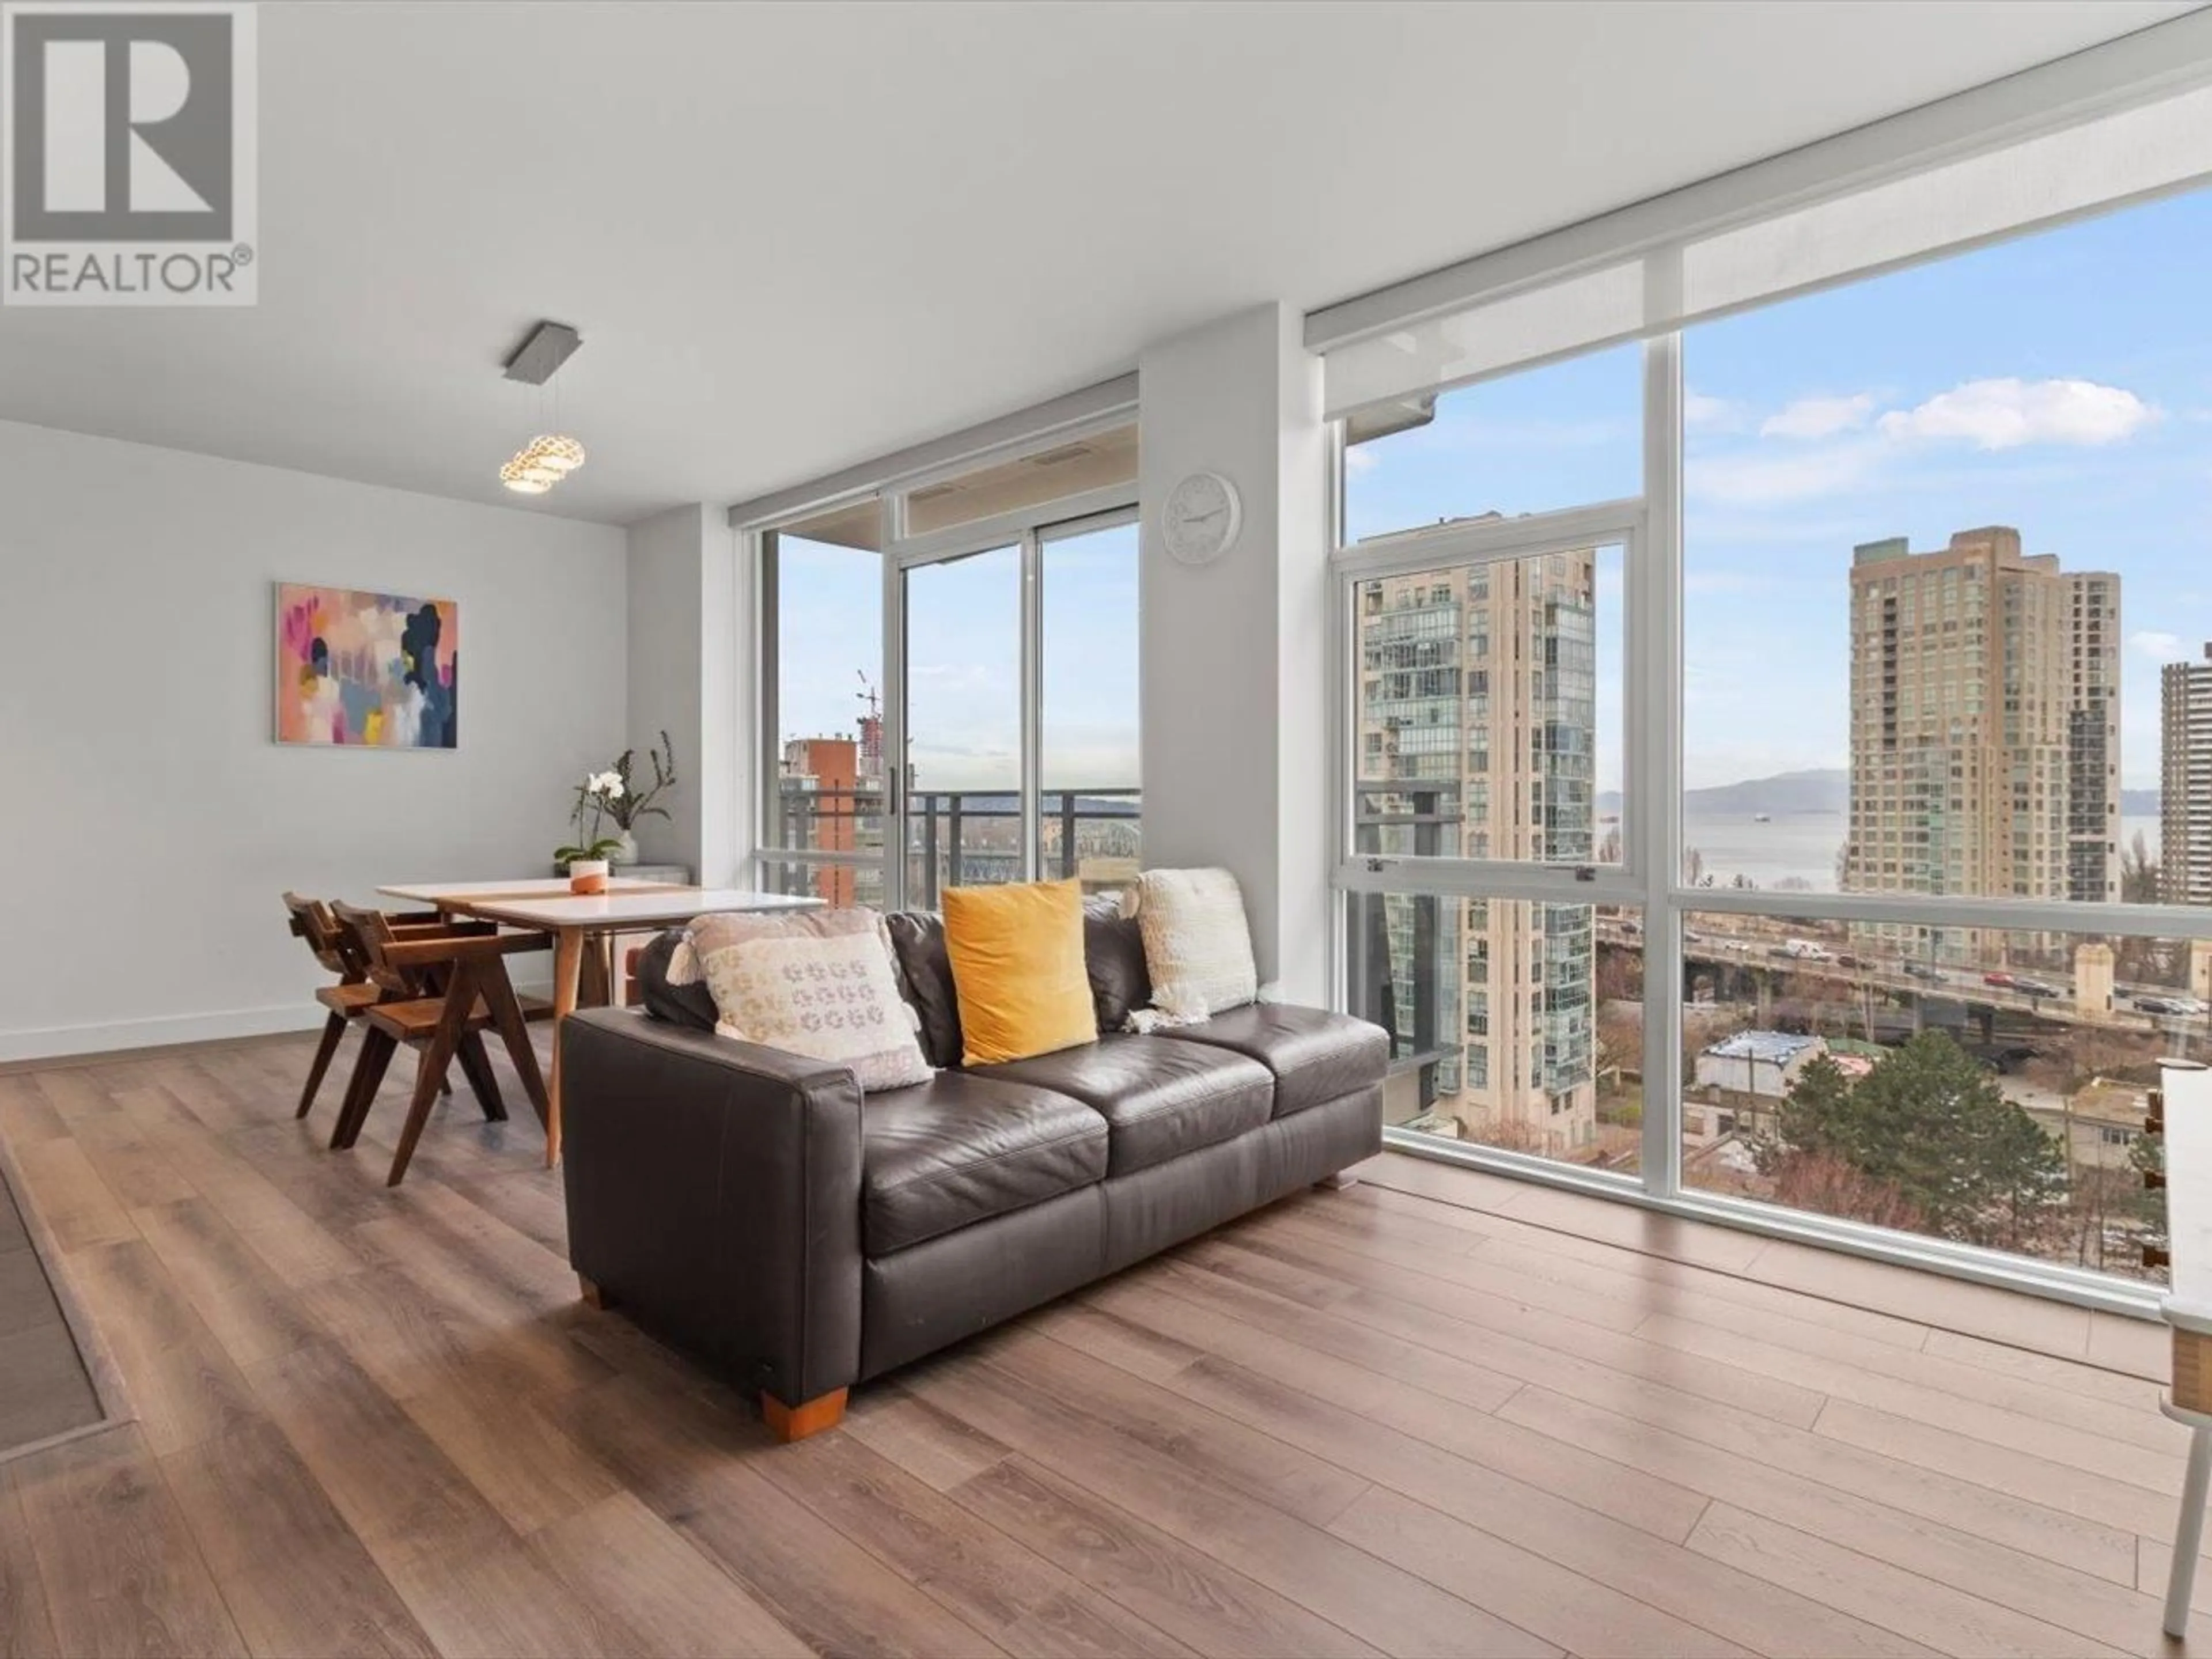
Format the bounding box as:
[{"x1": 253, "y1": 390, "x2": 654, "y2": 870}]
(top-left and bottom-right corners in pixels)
[
  {"x1": 1671, "y1": 192, "x2": 2212, "y2": 1282},
  {"x1": 1324, "y1": 73, "x2": 2212, "y2": 1303}
]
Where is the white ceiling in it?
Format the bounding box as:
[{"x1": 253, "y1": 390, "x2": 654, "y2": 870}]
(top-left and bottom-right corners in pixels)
[{"x1": 0, "y1": 0, "x2": 2191, "y2": 526}]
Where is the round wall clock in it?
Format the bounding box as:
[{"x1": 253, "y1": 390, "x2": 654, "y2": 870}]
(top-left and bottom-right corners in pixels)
[{"x1": 1161, "y1": 470, "x2": 1242, "y2": 566}]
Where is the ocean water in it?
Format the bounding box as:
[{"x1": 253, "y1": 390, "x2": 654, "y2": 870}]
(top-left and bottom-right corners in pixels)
[{"x1": 1679, "y1": 812, "x2": 2162, "y2": 893}]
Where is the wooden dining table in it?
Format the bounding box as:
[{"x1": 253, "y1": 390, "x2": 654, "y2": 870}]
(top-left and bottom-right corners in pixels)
[{"x1": 377, "y1": 879, "x2": 823, "y2": 1164}]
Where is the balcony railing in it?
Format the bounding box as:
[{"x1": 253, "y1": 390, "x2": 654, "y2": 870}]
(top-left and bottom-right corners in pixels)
[{"x1": 771, "y1": 785, "x2": 1142, "y2": 907}]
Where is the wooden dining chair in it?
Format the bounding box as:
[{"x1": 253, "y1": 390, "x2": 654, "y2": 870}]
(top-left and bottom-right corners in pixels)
[
  {"x1": 327, "y1": 903, "x2": 551, "y2": 1186},
  {"x1": 283, "y1": 893, "x2": 483, "y2": 1123},
  {"x1": 282, "y1": 892, "x2": 393, "y2": 1120}
]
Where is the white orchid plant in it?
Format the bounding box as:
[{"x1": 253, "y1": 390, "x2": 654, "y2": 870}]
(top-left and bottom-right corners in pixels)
[{"x1": 555, "y1": 732, "x2": 679, "y2": 868}]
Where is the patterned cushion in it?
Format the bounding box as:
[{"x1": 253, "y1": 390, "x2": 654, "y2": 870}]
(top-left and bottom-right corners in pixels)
[
  {"x1": 1124, "y1": 868, "x2": 1257, "y2": 1029},
  {"x1": 688, "y1": 908, "x2": 933, "y2": 1092}
]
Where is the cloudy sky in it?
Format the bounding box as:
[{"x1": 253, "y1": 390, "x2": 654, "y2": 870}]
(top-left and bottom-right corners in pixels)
[
  {"x1": 1347, "y1": 184, "x2": 2212, "y2": 792},
  {"x1": 774, "y1": 518, "x2": 1139, "y2": 796},
  {"x1": 779, "y1": 184, "x2": 2212, "y2": 806}
]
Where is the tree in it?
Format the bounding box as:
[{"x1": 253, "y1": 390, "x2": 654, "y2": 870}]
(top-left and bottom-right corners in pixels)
[
  {"x1": 2122, "y1": 830, "x2": 2161, "y2": 906},
  {"x1": 1770, "y1": 1152, "x2": 1926, "y2": 1235},
  {"x1": 1684, "y1": 846, "x2": 1707, "y2": 887},
  {"x1": 2127, "y1": 1128, "x2": 2167, "y2": 1242},
  {"x1": 2118, "y1": 831, "x2": 2167, "y2": 980},
  {"x1": 1594, "y1": 1004, "x2": 1641, "y2": 1081},
  {"x1": 1759, "y1": 1034, "x2": 2066, "y2": 1250},
  {"x1": 1595, "y1": 945, "x2": 1643, "y2": 1004},
  {"x1": 1839, "y1": 1032, "x2": 2066, "y2": 1248},
  {"x1": 1762, "y1": 1054, "x2": 1854, "y2": 1168}
]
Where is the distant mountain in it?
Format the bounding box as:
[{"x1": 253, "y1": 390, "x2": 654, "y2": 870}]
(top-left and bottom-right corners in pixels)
[
  {"x1": 1599, "y1": 768, "x2": 1847, "y2": 817},
  {"x1": 1594, "y1": 771, "x2": 2160, "y2": 819}
]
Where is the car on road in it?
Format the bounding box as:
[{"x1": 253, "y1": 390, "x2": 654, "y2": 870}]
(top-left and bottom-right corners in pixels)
[
  {"x1": 2135, "y1": 994, "x2": 2185, "y2": 1016},
  {"x1": 1983, "y1": 971, "x2": 2015, "y2": 988},
  {"x1": 1902, "y1": 962, "x2": 1944, "y2": 982},
  {"x1": 2013, "y1": 978, "x2": 2061, "y2": 998}
]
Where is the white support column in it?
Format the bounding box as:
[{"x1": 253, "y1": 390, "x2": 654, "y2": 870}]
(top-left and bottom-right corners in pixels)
[
  {"x1": 1138, "y1": 304, "x2": 1329, "y2": 1003},
  {"x1": 626, "y1": 503, "x2": 747, "y2": 885},
  {"x1": 1639, "y1": 266, "x2": 1686, "y2": 1196}
]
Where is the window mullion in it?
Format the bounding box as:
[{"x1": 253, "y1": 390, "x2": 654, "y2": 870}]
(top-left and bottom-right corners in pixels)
[
  {"x1": 1640, "y1": 317, "x2": 1686, "y2": 1198},
  {"x1": 1021, "y1": 529, "x2": 1043, "y2": 883},
  {"x1": 881, "y1": 501, "x2": 907, "y2": 911},
  {"x1": 756, "y1": 531, "x2": 781, "y2": 857}
]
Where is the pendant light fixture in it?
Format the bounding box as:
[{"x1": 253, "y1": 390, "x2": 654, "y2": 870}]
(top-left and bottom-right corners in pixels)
[
  {"x1": 498, "y1": 321, "x2": 589, "y2": 496},
  {"x1": 498, "y1": 454, "x2": 554, "y2": 494}
]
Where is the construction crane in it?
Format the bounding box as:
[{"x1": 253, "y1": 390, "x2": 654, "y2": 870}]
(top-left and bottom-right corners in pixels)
[{"x1": 855, "y1": 671, "x2": 883, "y2": 766}]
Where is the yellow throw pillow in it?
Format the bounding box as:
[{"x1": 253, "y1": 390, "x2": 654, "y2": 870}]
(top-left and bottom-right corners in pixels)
[{"x1": 941, "y1": 879, "x2": 1099, "y2": 1066}]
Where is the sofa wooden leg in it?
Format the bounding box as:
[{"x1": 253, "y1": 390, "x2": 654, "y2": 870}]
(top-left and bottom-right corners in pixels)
[
  {"x1": 1315, "y1": 1171, "x2": 1359, "y2": 1191},
  {"x1": 761, "y1": 1387, "x2": 848, "y2": 1443},
  {"x1": 577, "y1": 1275, "x2": 611, "y2": 1309}
]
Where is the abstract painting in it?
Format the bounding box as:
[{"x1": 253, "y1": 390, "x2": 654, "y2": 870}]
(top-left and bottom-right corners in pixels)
[{"x1": 275, "y1": 584, "x2": 459, "y2": 748}]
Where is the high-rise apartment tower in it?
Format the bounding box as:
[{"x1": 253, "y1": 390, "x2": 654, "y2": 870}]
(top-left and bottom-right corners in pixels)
[
  {"x1": 1354, "y1": 544, "x2": 1599, "y2": 1156},
  {"x1": 2165, "y1": 643, "x2": 2212, "y2": 908},
  {"x1": 1844, "y1": 527, "x2": 2119, "y2": 954}
]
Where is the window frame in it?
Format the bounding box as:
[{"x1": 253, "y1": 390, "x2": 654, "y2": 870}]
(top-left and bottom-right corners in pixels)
[{"x1": 1334, "y1": 497, "x2": 1649, "y2": 901}]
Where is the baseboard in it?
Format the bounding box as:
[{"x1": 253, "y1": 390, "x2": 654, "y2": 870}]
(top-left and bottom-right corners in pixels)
[
  {"x1": 0, "y1": 974, "x2": 563, "y2": 1067},
  {"x1": 0, "y1": 1003, "x2": 328, "y2": 1067}
]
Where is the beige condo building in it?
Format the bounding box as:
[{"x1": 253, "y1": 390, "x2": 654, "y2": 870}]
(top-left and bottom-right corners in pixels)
[{"x1": 1844, "y1": 527, "x2": 2119, "y2": 960}]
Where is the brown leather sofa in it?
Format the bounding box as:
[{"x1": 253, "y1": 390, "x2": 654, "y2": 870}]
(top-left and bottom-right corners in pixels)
[{"x1": 558, "y1": 899, "x2": 1388, "y2": 1441}]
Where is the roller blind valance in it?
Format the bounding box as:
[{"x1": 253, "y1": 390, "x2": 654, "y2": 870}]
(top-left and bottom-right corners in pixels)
[{"x1": 1317, "y1": 33, "x2": 2212, "y2": 422}]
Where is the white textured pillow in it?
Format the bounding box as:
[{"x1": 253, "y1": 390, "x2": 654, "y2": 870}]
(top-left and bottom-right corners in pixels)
[
  {"x1": 688, "y1": 908, "x2": 932, "y2": 1092},
  {"x1": 1122, "y1": 867, "x2": 1257, "y2": 1030}
]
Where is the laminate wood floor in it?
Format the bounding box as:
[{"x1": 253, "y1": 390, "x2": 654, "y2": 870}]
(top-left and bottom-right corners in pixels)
[{"x1": 0, "y1": 1029, "x2": 2203, "y2": 1658}]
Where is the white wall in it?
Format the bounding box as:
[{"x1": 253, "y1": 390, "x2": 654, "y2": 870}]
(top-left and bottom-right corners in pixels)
[
  {"x1": 1138, "y1": 303, "x2": 1330, "y2": 1003},
  {"x1": 0, "y1": 419, "x2": 628, "y2": 1061},
  {"x1": 624, "y1": 505, "x2": 746, "y2": 885}
]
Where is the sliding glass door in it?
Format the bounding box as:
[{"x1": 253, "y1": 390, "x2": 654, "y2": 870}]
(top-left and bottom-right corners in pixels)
[
  {"x1": 753, "y1": 419, "x2": 1138, "y2": 916},
  {"x1": 1039, "y1": 516, "x2": 1142, "y2": 896},
  {"x1": 901, "y1": 545, "x2": 1023, "y2": 903},
  {"x1": 891, "y1": 505, "x2": 1141, "y2": 908}
]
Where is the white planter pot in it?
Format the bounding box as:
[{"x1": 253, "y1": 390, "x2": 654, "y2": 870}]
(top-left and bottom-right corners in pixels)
[{"x1": 569, "y1": 858, "x2": 611, "y2": 895}]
